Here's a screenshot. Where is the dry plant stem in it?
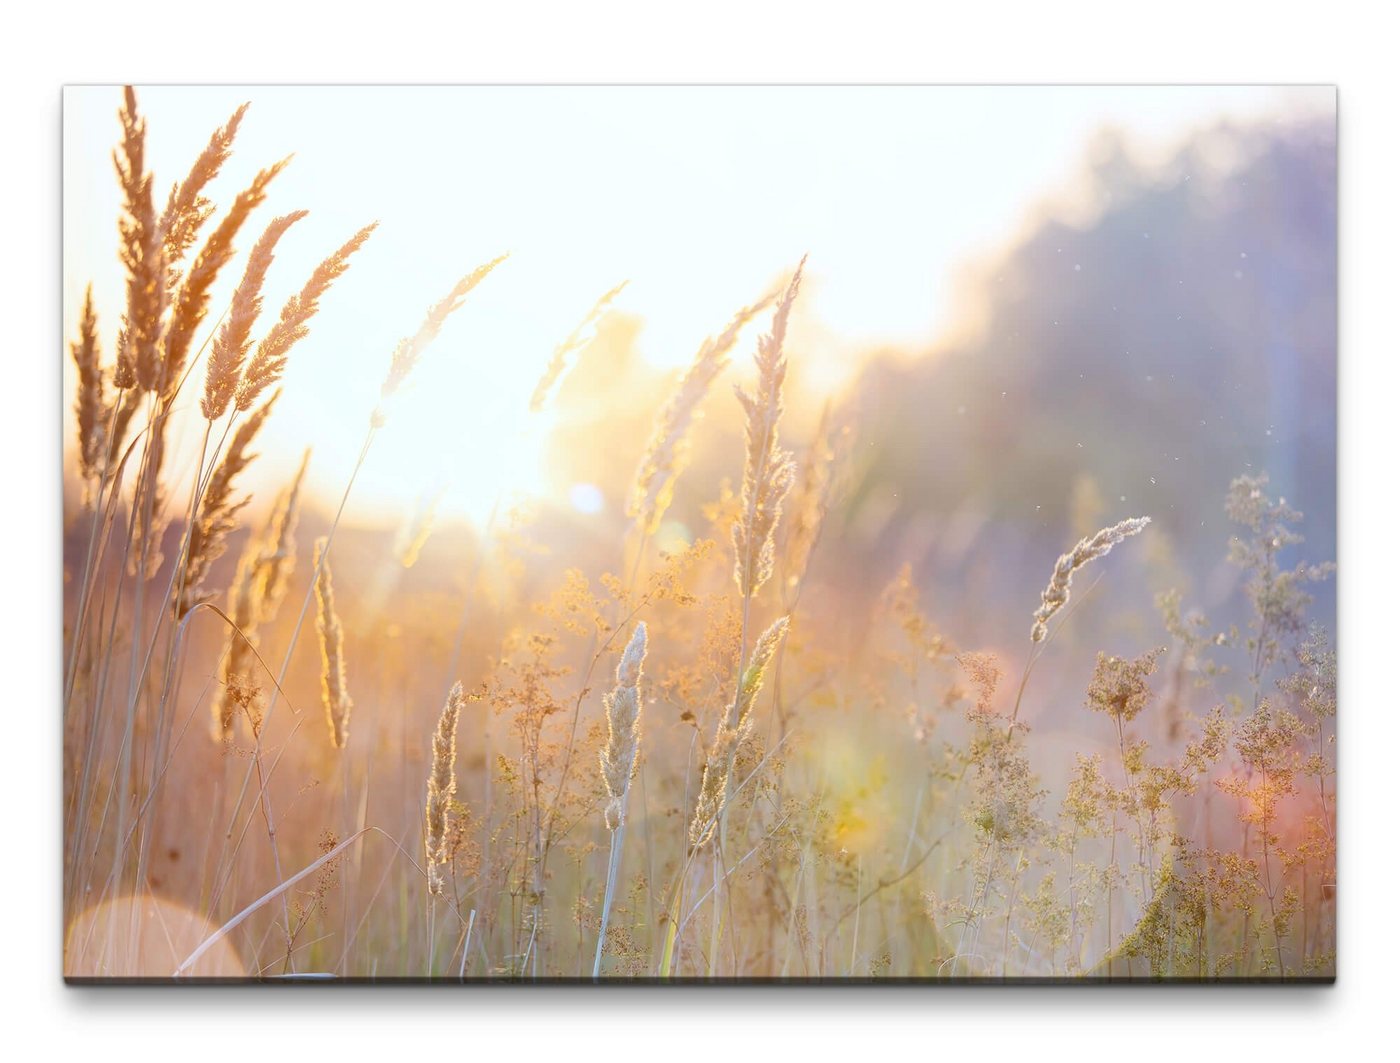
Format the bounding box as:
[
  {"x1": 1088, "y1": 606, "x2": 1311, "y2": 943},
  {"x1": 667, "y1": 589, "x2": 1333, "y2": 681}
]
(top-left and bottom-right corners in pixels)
[
  {"x1": 64, "y1": 413, "x2": 141, "y2": 901},
  {"x1": 222, "y1": 425, "x2": 375, "y2": 823},
  {"x1": 704, "y1": 555, "x2": 758, "y2": 976},
  {"x1": 174, "y1": 826, "x2": 424, "y2": 977},
  {"x1": 112, "y1": 607, "x2": 285, "y2": 867},
  {"x1": 679, "y1": 808, "x2": 793, "y2": 934},
  {"x1": 1115, "y1": 715, "x2": 1151, "y2": 901},
  {"x1": 1259, "y1": 770, "x2": 1286, "y2": 976},
  {"x1": 128, "y1": 400, "x2": 246, "y2": 930},
  {"x1": 537, "y1": 604, "x2": 646, "y2": 903},
  {"x1": 218, "y1": 425, "x2": 377, "y2": 962},
  {"x1": 63, "y1": 390, "x2": 131, "y2": 711},
  {"x1": 956, "y1": 837, "x2": 999, "y2": 975},
  {"x1": 663, "y1": 731, "x2": 793, "y2": 971},
  {"x1": 69, "y1": 467, "x2": 147, "y2": 906},
  {"x1": 109, "y1": 393, "x2": 164, "y2": 926},
  {"x1": 104, "y1": 307, "x2": 234, "y2": 916},
  {"x1": 957, "y1": 574, "x2": 1107, "y2": 976},
  {"x1": 134, "y1": 416, "x2": 222, "y2": 899},
  {"x1": 1000, "y1": 846, "x2": 1026, "y2": 977},
  {"x1": 592, "y1": 817, "x2": 628, "y2": 978}
]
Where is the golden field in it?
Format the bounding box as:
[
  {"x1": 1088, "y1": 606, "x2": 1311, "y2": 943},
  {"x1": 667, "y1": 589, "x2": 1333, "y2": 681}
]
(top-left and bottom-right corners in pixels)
[{"x1": 62, "y1": 86, "x2": 1337, "y2": 981}]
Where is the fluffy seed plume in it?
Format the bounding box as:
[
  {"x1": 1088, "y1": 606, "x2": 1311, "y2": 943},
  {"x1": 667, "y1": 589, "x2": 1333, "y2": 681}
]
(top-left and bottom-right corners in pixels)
[
  {"x1": 160, "y1": 102, "x2": 249, "y2": 277},
  {"x1": 372, "y1": 254, "x2": 509, "y2": 427},
  {"x1": 202, "y1": 211, "x2": 308, "y2": 419},
  {"x1": 530, "y1": 280, "x2": 628, "y2": 412},
  {"x1": 313, "y1": 537, "x2": 352, "y2": 749},
  {"x1": 732, "y1": 259, "x2": 805, "y2": 597},
  {"x1": 179, "y1": 391, "x2": 280, "y2": 616},
  {"x1": 235, "y1": 222, "x2": 378, "y2": 412},
  {"x1": 425, "y1": 682, "x2": 466, "y2": 896},
  {"x1": 112, "y1": 87, "x2": 165, "y2": 392},
  {"x1": 70, "y1": 286, "x2": 107, "y2": 482},
  {"x1": 1030, "y1": 516, "x2": 1151, "y2": 643},
  {"x1": 689, "y1": 615, "x2": 790, "y2": 850},
  {"x1": 599, "y1": 623, "x2": 648, "y2": 831},
  {"x1": 688, "y1": 726, "x2": 739, "y2": 852},
  {"x1": 730, "y1": 615, "x2": 789, "y2": 736},
  {"x1": 629, "y1": 292, "x2": 777, "y2": 536},
  {"x1": 158, "y1": 158, "x2": 290, "y2": 398}
]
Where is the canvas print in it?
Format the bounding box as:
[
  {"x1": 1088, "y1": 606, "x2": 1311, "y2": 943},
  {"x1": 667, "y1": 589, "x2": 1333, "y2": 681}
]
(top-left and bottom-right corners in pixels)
[{"x1": 62, "y1": 85, "x2": 1336, "y2": 982}]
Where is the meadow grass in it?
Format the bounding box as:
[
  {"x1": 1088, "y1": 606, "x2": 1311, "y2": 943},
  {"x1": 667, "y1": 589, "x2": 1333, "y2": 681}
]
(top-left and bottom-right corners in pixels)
[{"x1": 62, "y1": 88, "x2": 1336, "y2": 982}]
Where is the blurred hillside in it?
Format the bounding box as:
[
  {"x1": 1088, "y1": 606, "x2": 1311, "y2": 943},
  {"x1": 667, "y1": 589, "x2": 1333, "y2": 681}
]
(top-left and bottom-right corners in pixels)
[{"x1": 828, "y1": 117, "x2": 1337, "y2": 649}]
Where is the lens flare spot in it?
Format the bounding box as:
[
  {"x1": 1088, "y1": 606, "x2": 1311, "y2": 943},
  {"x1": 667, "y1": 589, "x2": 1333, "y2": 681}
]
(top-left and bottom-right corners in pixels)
[{"x1": 66, "y1": 895, "x2": 244, "y2": 980}]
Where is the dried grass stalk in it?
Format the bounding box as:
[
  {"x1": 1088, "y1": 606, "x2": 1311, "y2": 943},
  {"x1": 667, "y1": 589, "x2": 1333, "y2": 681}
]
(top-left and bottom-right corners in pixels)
[
  {"x1": 372, "y1": 254, "x2": 509, "y2": 427},
  {"x1": 425, "y1": 682, "x2": 466, "y2": 895},
  {"x1": 732, "y1": 259, "x2": 805, "y2": 596},
  {"x1": 213, "y1": 453, "x2": 309, "y2": 739},
  {"x1": 159, "y1": 158, "x2": 290, "y2": 398},
  {"x1": 1030, "y1": 516, "x2": 1151, "y2": 643},
  {"x1": 70, "y1": 285, "x2": 106, "y2": 483},
  {"x1": 530, "y1": 280, "x2": 628, "y2": 412},
  {"x1": 235, "y1": 222, "x2": 378, "y2": 413},
  {"x1": 179, "y1": 391, "x2": 280, "y2": 616},
  {"x1": 112, "y1": 86, "x2": 165, "y2": 393},
  {"x1": 202, "y1": 211, "x2": 308, "y2": 420},
  {"x1": 313, "y1": 537, "x2": 352, "y2": 749},
  {"x1": 628, "y1": 292, "x2": 776, "y2": 536},
  {"x1": 160, "y1": 102, "x2": 249, "y2": 279},
  {"x1": 599, "y1": 622, "x2": 648, "y2": 831},
  {"x1": 688, "y1": 615, "x2": 789, "y2": 850}
]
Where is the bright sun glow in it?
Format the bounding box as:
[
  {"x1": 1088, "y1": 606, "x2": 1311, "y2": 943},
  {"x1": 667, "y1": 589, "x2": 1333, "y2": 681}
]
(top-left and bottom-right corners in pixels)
[{"x1": 63, "y1": 86, "x2": 1330, "y2": 526}]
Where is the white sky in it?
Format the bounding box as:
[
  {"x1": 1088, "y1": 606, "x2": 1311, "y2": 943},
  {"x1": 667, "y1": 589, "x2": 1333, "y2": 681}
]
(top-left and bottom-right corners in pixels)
[{"x1": 63, "y1": 85, "x2": 1334, "y2": 523}]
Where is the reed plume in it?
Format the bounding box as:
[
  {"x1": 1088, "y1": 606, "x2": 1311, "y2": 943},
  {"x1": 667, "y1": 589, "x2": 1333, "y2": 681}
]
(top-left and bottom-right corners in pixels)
[
  {"x1": 1030, "y1": 516, "x2": 1151, "y2": 643},
  {"x1": 629, "y1": 292, "x2": 776, "y2": 536},
  {"x1": 112, "y1": 86, "x2": 165, "y2": 393},
  {"x1": 159, "y1": 102, "x2": 249, "y2": 279},
  {"x1": 179, "y1": 392, "x2": 280, "y2": 616},
  {"x1": 235, "y1": 222, "x2": 378, "y2": 413},
  {"x1": 313, "y1": 537, "x2": 352, "y2": 749},
  {"x1": 159, "y1": 158, "x2": 290, "y2": 398},
  {"x1": 688, "y1": 614, "x2": 789, "y2": 850},
  {"x1": 425, "y1": 682, "x2": 466, "y2": 896},
  {"x1": 732, "y1": 259, "x2": 805, "y2": 597},
  {"x1": 70, "y1": 285, "x2": 106, "y2": 484},
  {"x1": 599, "y1": 622, "x2": 648, "y2": 831},
  {"x1": 201, "y1": 211, "x2": 308, "y2": 420},
  {"x1": 372, "y1": 254, "x2": 509, "y2": 427},
  {"x1": 530, "y1": 280, "x2": 628, "y2": 412}
]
